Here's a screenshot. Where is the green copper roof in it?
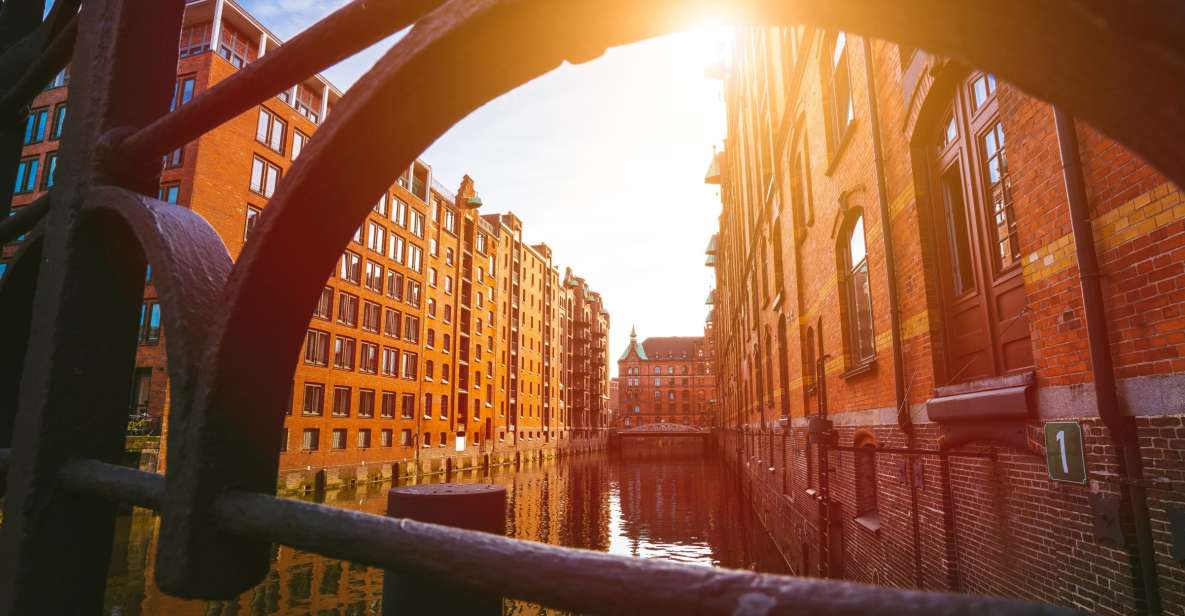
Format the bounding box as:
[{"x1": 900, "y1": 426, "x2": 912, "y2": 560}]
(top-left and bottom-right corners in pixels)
[
  {"x1": 618, "y1": 325, "x2": 648, "y2": 361},
  {"x1": 704, "y1": 152, "x2": 721, "y2": 185}
]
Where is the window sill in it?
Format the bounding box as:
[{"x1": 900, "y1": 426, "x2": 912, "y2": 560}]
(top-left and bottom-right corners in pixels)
[
  {"x1": 841, "y1": 359, "x2": 876, "y2": 380},
  {"x1": 854, "y1": 512, "x2": 881, "y2": 535}
]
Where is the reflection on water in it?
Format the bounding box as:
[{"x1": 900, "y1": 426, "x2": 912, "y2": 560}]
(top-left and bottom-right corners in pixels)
[{"x1": 104, "y1": 453, "x2": 789, "y2": 615}]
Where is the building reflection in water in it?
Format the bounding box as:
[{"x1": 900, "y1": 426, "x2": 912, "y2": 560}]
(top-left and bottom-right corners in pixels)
[{"x1": 103, "y1": 454, "x2": 788, "y2": 615}]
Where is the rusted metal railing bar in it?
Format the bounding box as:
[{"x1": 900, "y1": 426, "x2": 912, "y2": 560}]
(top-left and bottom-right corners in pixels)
[
  {"x1": 58, "y1": 458, "x2": 163, "y2": 510},
  {"x1": 212, "y1": 489, "x2": 1074, "y2": 616},
  {"x1": 0, "y1": 12, "x2": 77, "y2": 121},
  {"x1": 0, "y1": 194, "x2": 49, "y2": 245},
  {"x1": 38, "y1": 459, "x2": 1072, "y2": 614},
  {"x1": 118, "y1": 0, "x2": 446, "y2": 160}
]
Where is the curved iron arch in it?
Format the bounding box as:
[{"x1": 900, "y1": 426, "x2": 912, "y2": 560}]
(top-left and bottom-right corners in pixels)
[{"x1": 3, "y1": 0, "x2": 1183, "y2": 603}]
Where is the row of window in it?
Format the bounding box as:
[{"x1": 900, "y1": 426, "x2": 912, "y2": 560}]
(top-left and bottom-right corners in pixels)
[
  {"x1": 22, "y1": 103, "x2": 67, "y2": 146},
  {"x1": 373, "y1": 193, "x2": 426, "y2": 238},
  {"x1": 13, "y1": 151, "x2": 57, "y2": 195},
  {"x1": 303, "y1": 332, "x2": 420, "y2": 378},
  {"x1": 331, "y1": 256, "x2": 422, "y2": 307},
  {"x1": 297, "y1": 383, "x2": 481, "y2": 423}
]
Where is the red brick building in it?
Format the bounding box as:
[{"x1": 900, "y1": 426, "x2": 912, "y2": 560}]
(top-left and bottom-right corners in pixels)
[
  {"x1": 616, "y1": 327, "x2": 717, "y2": 430},
  {"x1": 710, "y1": 26, "x2": 1185, "y2": 614},
  {"x1": 2, "y1": 0, "x2": 611, "y2": 491}
]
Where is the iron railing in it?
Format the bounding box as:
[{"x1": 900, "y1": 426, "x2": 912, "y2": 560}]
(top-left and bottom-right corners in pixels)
[{"x1": 4, "y1": 0, "x2": 1182, "y2": 614}]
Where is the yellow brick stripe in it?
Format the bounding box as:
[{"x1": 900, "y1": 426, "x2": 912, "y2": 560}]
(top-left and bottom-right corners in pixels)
[{"x1": 1023, "y1": 182, "x2": 1185, "y2": 286}]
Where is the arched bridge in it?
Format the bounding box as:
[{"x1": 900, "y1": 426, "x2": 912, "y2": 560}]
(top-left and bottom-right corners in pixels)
[{"x1": 616, "y1": 423, "x2": 709, "y2": 458}]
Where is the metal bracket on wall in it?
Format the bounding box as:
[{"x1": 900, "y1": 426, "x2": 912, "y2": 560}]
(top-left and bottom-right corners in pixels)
[{"x1": 1089, "y1": 493, "x2": 1126, "y2": 546}]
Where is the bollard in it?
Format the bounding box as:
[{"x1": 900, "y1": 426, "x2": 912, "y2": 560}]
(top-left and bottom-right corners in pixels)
[{"x1": 382, "y1": 484, "x2": 506, "y2": 615}]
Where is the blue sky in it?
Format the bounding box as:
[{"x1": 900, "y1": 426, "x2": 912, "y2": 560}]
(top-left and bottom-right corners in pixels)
[{"x1": 240, "y1": 0, "x2": 729, "y2": 375}]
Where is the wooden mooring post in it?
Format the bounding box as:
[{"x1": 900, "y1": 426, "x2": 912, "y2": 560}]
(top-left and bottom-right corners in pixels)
[{"x1": 382, "y1": 484, "x2": 507, "y2": 615}]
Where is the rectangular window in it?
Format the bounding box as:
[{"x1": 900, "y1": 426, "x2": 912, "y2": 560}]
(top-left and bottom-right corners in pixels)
[
  {"x1": 163, "y1": 146, "x2": 183, "y2": 169},
  {"x1": 249, "y1": 156, "x2": 280, "y2": 197},
  {"x1": 388, "y1": 234, "x2": 405, "y2": 264},
  {"x1": 400, "y1": 393, "x2": 415, "y2": 419},
  {"x1": 410, "y1": 211, "x2": 425, "y2": 238},
  {"x1": 303, "y1": 383, "x2": 324, "y2": 416},
  {"x1": 359, "y1": 341, "x2": 378, "y2": 374},
  {"x1": 406, "y1": 244, "x2": 423, "y2": 272},
  {"x1": 381, "y1": 429, "x2": 393, "y2": 447},
  {"x1": 401, "y1": 351, "x2": 418, "y2": 380},
  {"x1": 244, "y1": 205, "x2": 262, "y2": 240},
  {"x1": 171, "y1": 76, "x2": 197, "y2": 111},
  {"x1": 422, "y1": 432, "x2": 432, "y2": 448},
  {"x1": 14, "y1": 157, "x2": 39, "y2": 194},
  {"x1": 158, "y1": 183, "x2": 181, "y2": 204},
  {"x1": 387, "y1": 270, "x2": 404, "y2": 301},
  {"x1": 279, "y1": 428, "x2": 288, "y2": 452},
  {"x1": 301, "y1": 428, "x2": 320, "y2": 451},
  {"x1": 219, "y1": 25, "x2": 254, "y2": 68},
  {"x1": 23, "y1": 107, "x2": 49, "y2": 145},
  {"x1": 367, "y1": 222, "x2": 386, "y2": 253},
  {"x1": 333, "y1": 336, "x2": 356, "y2": 370},
  {"x1": 51, "y1": 104, "x2": 67, "y2": 140},
  {"x1": 362, "y1": 301, "x2": 381, "y2": 333},
  {"x1": 292, "y1": 130, "x2": 308, "y2": 160},
  {"x1": 332, "y1": 386, "x2": 351, "y2": 417},
  {"x1": 41, "y1": 152, "x2": 58, "y2": 189},
  {"x1": 381, "y1": 391, "x2": 396, "y2": 418},
  {"x1": 406, "y1": 280, "x2": 421, "y2": 307},
  {"x1": 255, "y1": 107, "x2": 286, "y2": 154},
  {"x1": 357, "y1": 429, "x2": 372, "y2": 449},
  {"x1": 313, "y1": 286, "x2": 333, "y2": 320},
  {"x1": 404, "y1": 316, "x2": 420, "y2": 344},
  {"x1": 339, "y1": 251, "x2": 362, "y2": 284},
  {"x1": 383, "y1": 308, "x2": 402, "y2": 338},
  {"x1": 381, "y1": 347, "x2": 398, "y2": 377},
  {"x1": 138, "y1": 302, "x2": 162, "y2": 344},
  {"x1": 304, "y1": 329, "x2": 329, "y2": 366},
  {"x1": 331, "y1": 428, "x2": 347, "y2": 450},
  {"x1": 393, "y1": 198, "x2": 408, "y2": 227},
  {"x1": 364, "y1": 261, "x2": 384, "y2": 293},
  {"x1": 400, "y1": 429, "x2": 412, "y2": 447},
  {"x1": 337, "y1": 292, "x2": 359, "y2": 327},
  {"x1": 178, "y1": 24, "x2": 211, "y2": 56},
  {"x1": 824, "y1": 32, "x2": 854, "y2": 154}
]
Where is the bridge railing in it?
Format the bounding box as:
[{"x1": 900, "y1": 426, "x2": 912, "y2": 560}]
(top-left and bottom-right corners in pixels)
[{"x1": 0, "y1": 0, "x2": 1121, "y2": 614}]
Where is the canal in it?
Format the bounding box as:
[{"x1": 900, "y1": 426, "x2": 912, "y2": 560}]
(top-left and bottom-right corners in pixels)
[{"x1": 104, "y1": 452, "x2": 790, "y2": 614}]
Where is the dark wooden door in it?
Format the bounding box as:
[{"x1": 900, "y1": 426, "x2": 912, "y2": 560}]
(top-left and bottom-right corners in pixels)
[{"x1": 930, "y1": 72, "x2": 1033, "y2": 384}]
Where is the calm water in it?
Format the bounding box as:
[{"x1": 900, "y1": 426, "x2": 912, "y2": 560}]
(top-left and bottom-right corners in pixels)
[{"x1": 104, "y1": 453, "x2": 790, "y2": 615}]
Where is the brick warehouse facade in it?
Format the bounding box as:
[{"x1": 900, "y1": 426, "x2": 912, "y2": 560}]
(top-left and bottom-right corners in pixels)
[
  {"x1": 616, "y1": 327, "x2": 718, "y2": 430},
  {"x1": 710, "y1": 26, "x2": 1185, "y2": 615},
  {"x1": 2, "y1": 0, "x2": 611, "y2": 492}
]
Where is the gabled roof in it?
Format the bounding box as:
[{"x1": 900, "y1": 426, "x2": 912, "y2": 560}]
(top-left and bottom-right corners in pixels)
[
  {"x1": 641, "y1": 337, "x2": 703, "y2": 360},
  {"x1": 619, "y1": 339, "x2": 648, "y2": 361}
]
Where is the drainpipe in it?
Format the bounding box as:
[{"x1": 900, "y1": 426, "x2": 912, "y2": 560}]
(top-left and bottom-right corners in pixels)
[
  {"x1": 862, "y1": 38, "x2": 923, "y2": 589},
  {"x1": 1054, "y1": 107, "x2": 1161, "y2": 614}
]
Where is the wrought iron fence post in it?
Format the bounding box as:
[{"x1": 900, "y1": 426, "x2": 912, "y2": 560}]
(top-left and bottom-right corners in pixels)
[
  {"x1": 382, "y1": 484, "x2": 506, "y2": 615},
  {"x1": 0, "y1": 1, "x2": 184, "y2": 613}
]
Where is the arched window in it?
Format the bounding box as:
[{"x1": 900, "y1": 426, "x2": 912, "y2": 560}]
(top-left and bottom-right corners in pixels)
[
  {"x1": 841, "y1": 211, "x2": 875, "y2": 366},
  {"x1": 854, "y1": 431, "x2": 880, "y2": 530}
]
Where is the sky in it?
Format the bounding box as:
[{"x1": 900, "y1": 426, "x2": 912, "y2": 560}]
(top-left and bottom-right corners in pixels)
[{"x1": 242, "y1": 1, "x2": 731, "y2": 376}]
